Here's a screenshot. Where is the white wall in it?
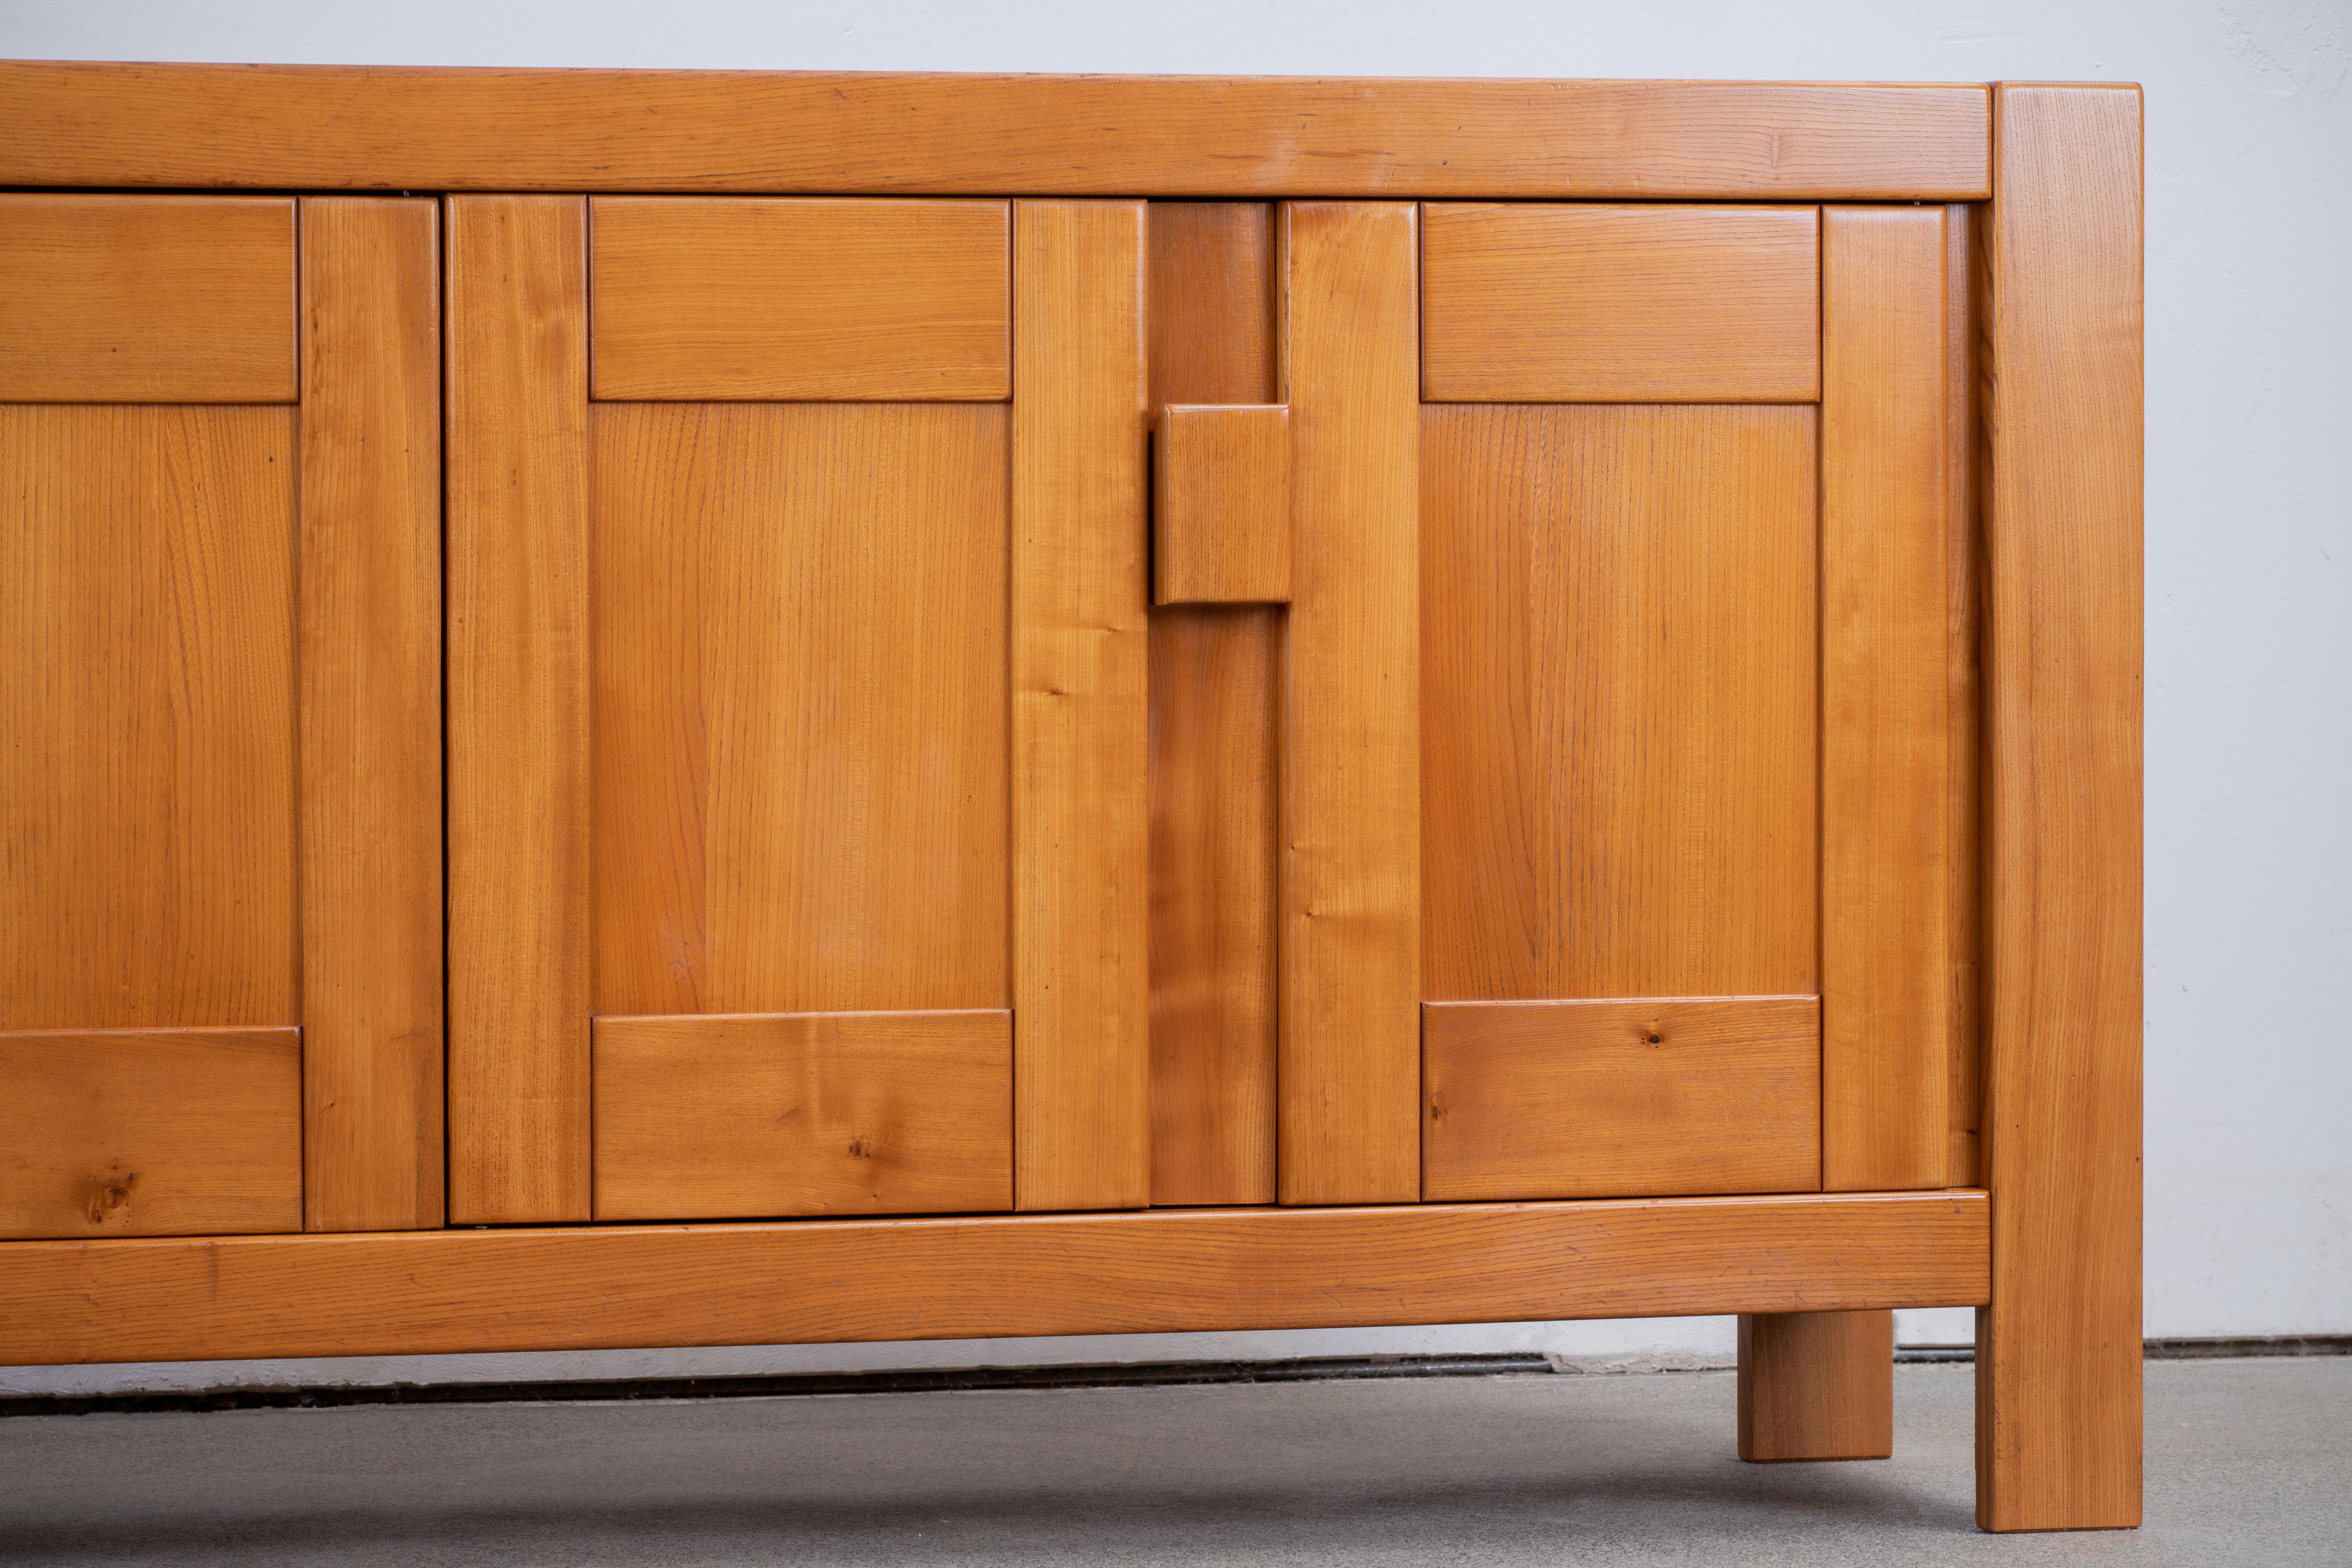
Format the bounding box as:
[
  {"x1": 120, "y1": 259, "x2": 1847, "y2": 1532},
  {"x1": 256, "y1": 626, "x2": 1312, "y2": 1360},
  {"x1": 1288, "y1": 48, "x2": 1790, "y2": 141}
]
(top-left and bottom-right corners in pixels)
[{"x1": 4, "y1": 0, "x2": 2345, "y2": 1393}]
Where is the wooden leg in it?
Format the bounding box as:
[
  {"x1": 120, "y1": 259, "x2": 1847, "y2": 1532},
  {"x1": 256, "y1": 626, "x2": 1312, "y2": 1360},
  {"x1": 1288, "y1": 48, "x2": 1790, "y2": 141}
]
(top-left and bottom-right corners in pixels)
[
  {"x1": 1975, "y1": 81, "x2": 2144, "y2": 1532},
  {"x1": 1736, "y1": 1309, "x2": 1894, "y2": 1461}
]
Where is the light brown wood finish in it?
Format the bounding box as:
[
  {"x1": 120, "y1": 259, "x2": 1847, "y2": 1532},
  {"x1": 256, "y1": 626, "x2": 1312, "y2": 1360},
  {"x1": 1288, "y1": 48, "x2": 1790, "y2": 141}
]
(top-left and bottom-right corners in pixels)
[
  {"x1": 1147, "y1": 612, "x2": 1281, "y2": 1205},
  {"x1": 1278, "y1": 202, "x2": 1421, "y2": 1205},
  {"x1": 1977, "y1": 82, "x2": 2144, "y2": 1534},
  {"x1": 0, "y1": 1190, "x2": 1988, "y2": 1366},
  {"x1": 1011, "y1": 200, "x2": 1152, "y2": 1212},
  {"x1": 1153, "y1": 404, "x2": 1291, "y2": 604},
  {"x1": 0, "y1": 1029, "x2": 301, "y2": 1239},
  {"x1": 0, "y1": 406, "x2": 299, "y2": 1033},
  {"x1": 1946, "y1": 201, "x2": 1985, "y2": 1190},
  {"x1": 592, "y1": 404, "x2": 1009, "y2": 1016},
  {"x1": 1420, "y1": 204, "x2": 1821, "y2": 403},
  {"x1": 1424, "y1": 997, "x2": 1821, "y2": 1201},
  {"x1": 1422, "y1": 405, "x2": 1818, "y2": 1003},
  {"x1": 296, "y1": 198, "x2": 445, "y2": 1233},
  {"x1": 588, "y1": 198, "x2": 1011, "y2": 401},
  {"x1": 592, "y1": 1011, "x2": 1012, "y2": 1220},
  {"x1": 445, "y1": 196, "x2": 593, "y2": 1225},
  {"x1": 1820, "y1": 206, "x2": 1952, "y2": 1193},
  {"x1": 1738, "y1": 1310, "x2": 1895, "y2": 1461},
  {"x1": 1145, "y1": 202, "x2": 1281, "y2": 1207},
  {"x1": 0, "y1": 66, "x2": 1991, "y2": 199},
  {"x1": 0, "y1": 195, "x2": 295, "y2": 403}
]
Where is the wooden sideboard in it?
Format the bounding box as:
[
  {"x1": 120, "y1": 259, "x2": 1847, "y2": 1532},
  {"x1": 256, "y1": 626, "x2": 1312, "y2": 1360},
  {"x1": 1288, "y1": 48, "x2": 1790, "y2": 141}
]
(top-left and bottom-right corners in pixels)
[{"x1": 0, "y1": 64, "x2": 2141, "y2": 1533}]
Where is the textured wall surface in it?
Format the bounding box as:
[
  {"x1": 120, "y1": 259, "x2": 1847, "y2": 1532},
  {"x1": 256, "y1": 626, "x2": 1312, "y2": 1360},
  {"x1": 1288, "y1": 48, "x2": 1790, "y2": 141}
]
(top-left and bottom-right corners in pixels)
[{"x1": 3, "y1": 0, "x2": 2344, "y2": 1391}]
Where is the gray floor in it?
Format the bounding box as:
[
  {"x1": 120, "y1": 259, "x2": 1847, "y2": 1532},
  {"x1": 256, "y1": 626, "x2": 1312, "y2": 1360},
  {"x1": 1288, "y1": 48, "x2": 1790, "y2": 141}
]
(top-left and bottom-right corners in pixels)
[{"x1": 2, "y1": 1359, "x2": 2346, "y2": 1565}]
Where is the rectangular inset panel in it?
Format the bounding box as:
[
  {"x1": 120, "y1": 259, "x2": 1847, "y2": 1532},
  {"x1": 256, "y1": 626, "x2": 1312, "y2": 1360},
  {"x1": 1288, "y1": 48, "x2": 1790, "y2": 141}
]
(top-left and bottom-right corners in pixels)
[
  {"x1": 591, "y1": 198, "x2": 1010, "y2": 401},
  {"x1": 445, "y1": 196, "x2": 592, "y2": 1225},
  {"x1": 1278, "y1": 202, "x2": 1423, "y2": 1206},
  {"x1": 297, "y1": 197, "x2": 446, "y2": 1232},
  {"x1": 1153, "y1": 404, "x2": 1291, "y2": 604},
  {"x1": 1821, "y1": 206, "x2": 1952, "y2": 1194},
  {"x1": 1421, "y1": 204, "x2": 1819, "y2": 403},
  {"x1": 593, "y1": 404, "x2": 1009, "y2": 1015},
  {"x1": 1423, "y1": 405, "x2": 1818, "y2": 1002},
  {"x1": 1011, "y1": 201, "x2": 1151, "y2": 1211},
  {"x1": 592, "y1": 1011, "x2": 1012, "y2": 1220},
  {"x1": 1423, "y1": 997, "x2": 1821, "y2": 1201},
  {"x1": 1, "y1": 1191, "x2": 1989, "y2": 1367},
  {"x1": 0, "y1": 195, "x2": 296, "y2": 403},
  {"x1": 0, "y1": 406, "x2": 298, "y2": 1033},
  {"x1": 0, "y1": 1028, "x2": 301, "y2": 1239},
  {"x1": 1146, "y1": 202, "x2": 1280, "y2": 1207}
]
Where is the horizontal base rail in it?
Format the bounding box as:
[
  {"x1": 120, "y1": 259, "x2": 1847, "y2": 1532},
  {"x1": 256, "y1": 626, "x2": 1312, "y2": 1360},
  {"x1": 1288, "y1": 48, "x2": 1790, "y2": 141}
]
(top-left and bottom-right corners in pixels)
[{"x1": 1, "y1": 1190, "x2": 1986, "y2": 1367}]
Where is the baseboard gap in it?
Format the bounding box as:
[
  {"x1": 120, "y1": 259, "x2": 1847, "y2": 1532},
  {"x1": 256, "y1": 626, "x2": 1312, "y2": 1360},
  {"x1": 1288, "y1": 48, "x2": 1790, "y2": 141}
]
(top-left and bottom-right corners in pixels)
[{"x1": 7, "y1": 1335, "x2": 2344, "y2": 1419}]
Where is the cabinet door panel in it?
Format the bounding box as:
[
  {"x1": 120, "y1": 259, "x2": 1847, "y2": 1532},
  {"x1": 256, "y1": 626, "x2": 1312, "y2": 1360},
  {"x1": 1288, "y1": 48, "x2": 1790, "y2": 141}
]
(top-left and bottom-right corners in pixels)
[
  {"x1": 0, "y1": 405, "x2": 300, "y2": 1033},
  {"x1": 590, "y1": 197, "x2": 1011, "y2": 402},
  {"x1": 1423, "y1": 403, "x2": 1819, "y2": 1004},
  {"x1": 591, "y1": 403, "x2": 1008, "y2": 1016},
  {"x1": 1421, "y1": 204, "x2": 1819, "y2": 403},
  {"x1": 592, "y1": 1011, "x2": 1012, "y2": 1220},
  {"x1": 2, "y1": 194, "x2": 442, "y2": 1238},
  {"x1": 1423, "y1": 997, "x2": 1820, "y2": 1201},
  {"x1": 0, "y1": 195, "x2": 296, "y2": 403},
  {"x1": 453, "y1": 194, "x2": 1121, "y2": 1223},
  {"x1": 0, "y1": 1028, "x2": 301, "y2": 1239}
]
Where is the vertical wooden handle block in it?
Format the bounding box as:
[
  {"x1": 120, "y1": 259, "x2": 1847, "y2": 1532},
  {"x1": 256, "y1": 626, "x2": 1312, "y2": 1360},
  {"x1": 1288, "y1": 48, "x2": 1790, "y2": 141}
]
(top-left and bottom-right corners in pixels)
[{"x1": 1152, "y1": 404, "x2": 1291, "y2": 605}]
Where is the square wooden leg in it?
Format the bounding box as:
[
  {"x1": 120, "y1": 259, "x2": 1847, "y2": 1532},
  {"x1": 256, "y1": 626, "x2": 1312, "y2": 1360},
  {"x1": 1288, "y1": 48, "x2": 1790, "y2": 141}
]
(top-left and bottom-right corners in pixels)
[{"x1": 1737, "y1": 1309, "x2": 1894, "y2": 1461}]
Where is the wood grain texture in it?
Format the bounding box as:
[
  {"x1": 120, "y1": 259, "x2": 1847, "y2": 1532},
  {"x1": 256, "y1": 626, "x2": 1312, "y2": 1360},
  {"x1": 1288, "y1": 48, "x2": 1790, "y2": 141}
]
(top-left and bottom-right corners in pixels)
[
  {"x1": 591, "y1": 404, "x2": 1008, "y2": 1016},
  {"x1": 0, "y1": 1028, "x2": 301, "y2": 1240},
  {"x1": 0, "y1": 406, "x2": 298, "y2": 1033},
  {"x1": 1976, "y1": 82, "x2": 2144, "y2": 1535},
  {"x1": 1738, "y1": 1309, "x2": 1895, "y2": 1461},
  {"x1": 1947, "y1": 200, "x2": 1986, "y2": 1191},
  {"x1": 445, "y1": 196, "x2": 593, "y2": 1225},
  {"x1": 0, "y1": 66, "x2": 1992, "y2": 200},
  {"x1": 1422, "y1": 405, "x2": 1818, "y2": 1003},
  {"x1": 588, "y1": 197, "x2": 1010, "y2": 401},
  {"x1": 1424, "y1": 997, "x2": 1821, "y2": 1201},
  {"x1": 1153, "y1": 404, "x2": 1291, "y2": 605},
  {"x1": 592, "y1": 1011, "x2": 1012, "y2": 1220},
  {"x1": 1011, "y1": 200, "x2": 1152, "y2": 1212},
  {"x1": 297, "y1": 198, "x2": 444, "y2": 1233},
  {"x1": 1145, "y1": 202, "x2": 1281, "y2": 1207},
  {"x1": 1278, "y1": 202, "x2": 1421, "y2": 1205},
  {"x1": 1421, "y1": 204, "x2": 1821, "y2": 403},
  {"x1": 1820, "y1": 206, "x2": 1952, "y2": 1194},
  {"x1": 0, "y1": 1190, "x2": 1989, "y2": 1366},
  {"x1": 1147, "y1": 611, "x2": 1281, "y2": 1205},
  {"x1": 0, "y1": 194, "x2": 294, "y2": 403}
]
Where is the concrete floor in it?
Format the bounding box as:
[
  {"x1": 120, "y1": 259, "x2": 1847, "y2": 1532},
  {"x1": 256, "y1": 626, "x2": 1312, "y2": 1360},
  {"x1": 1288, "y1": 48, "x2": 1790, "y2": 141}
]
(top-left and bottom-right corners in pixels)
[{"x1": 2, "y1": 1359, "x2": 2346, "y2": 1565}]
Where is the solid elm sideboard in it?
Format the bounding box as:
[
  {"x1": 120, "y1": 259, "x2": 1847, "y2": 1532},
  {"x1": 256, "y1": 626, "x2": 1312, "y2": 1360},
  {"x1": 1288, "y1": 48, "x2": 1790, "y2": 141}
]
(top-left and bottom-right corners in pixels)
[{"x1": 0, "y1": 64, "x2": 2141, "y2": 1533}]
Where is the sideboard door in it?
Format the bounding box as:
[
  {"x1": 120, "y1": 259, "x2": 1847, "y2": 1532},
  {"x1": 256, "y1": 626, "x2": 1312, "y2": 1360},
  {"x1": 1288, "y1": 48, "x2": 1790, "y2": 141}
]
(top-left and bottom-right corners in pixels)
[
  {"x1": 447, "y1": 197, "x2": 1151, "y2": 1223},
  {"x1": 1141, "y1": 201, "x2": 1969, "y2": 1210},
  {"x1": 1, "y1": 194, "x2": 444, "y2": 1238},
  {"x1": 1415, "y1": 202, "x2": 1967, "y2": 1203}
]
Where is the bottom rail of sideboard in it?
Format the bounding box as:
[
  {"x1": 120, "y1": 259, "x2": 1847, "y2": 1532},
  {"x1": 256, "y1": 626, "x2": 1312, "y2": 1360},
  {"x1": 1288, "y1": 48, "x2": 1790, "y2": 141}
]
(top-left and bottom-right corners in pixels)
[{"x1": 1, "y1": 1190, "x2": 1987, "y2": 1366}]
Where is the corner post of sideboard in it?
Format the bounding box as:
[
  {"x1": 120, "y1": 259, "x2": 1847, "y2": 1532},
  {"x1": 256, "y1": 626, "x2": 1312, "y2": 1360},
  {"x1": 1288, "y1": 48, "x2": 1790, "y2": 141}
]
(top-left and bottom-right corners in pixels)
[{"x1": 1975, "y1": 79, "x2": 2146, "y2": 1534}]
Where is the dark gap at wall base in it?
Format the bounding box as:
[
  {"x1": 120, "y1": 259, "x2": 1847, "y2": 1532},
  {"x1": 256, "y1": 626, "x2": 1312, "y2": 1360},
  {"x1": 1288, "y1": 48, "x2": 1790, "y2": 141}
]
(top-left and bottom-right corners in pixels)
[{"x1": 6, "y1": 1338, "x2": 2345, "y2": 1420}]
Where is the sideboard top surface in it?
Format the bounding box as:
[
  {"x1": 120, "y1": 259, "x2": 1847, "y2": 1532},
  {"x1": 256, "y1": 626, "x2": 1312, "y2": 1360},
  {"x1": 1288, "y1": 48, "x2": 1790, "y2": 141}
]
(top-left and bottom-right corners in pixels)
[{"x1": 0, "y1": 62, "x2": 2009, "y2": 199}]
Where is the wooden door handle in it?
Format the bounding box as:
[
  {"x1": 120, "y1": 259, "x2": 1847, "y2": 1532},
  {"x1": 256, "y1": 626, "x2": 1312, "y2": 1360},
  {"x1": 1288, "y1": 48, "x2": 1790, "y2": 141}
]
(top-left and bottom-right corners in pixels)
[{"x1": 1151, "y1": 403, "x2": 1291, "y2": 605}]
